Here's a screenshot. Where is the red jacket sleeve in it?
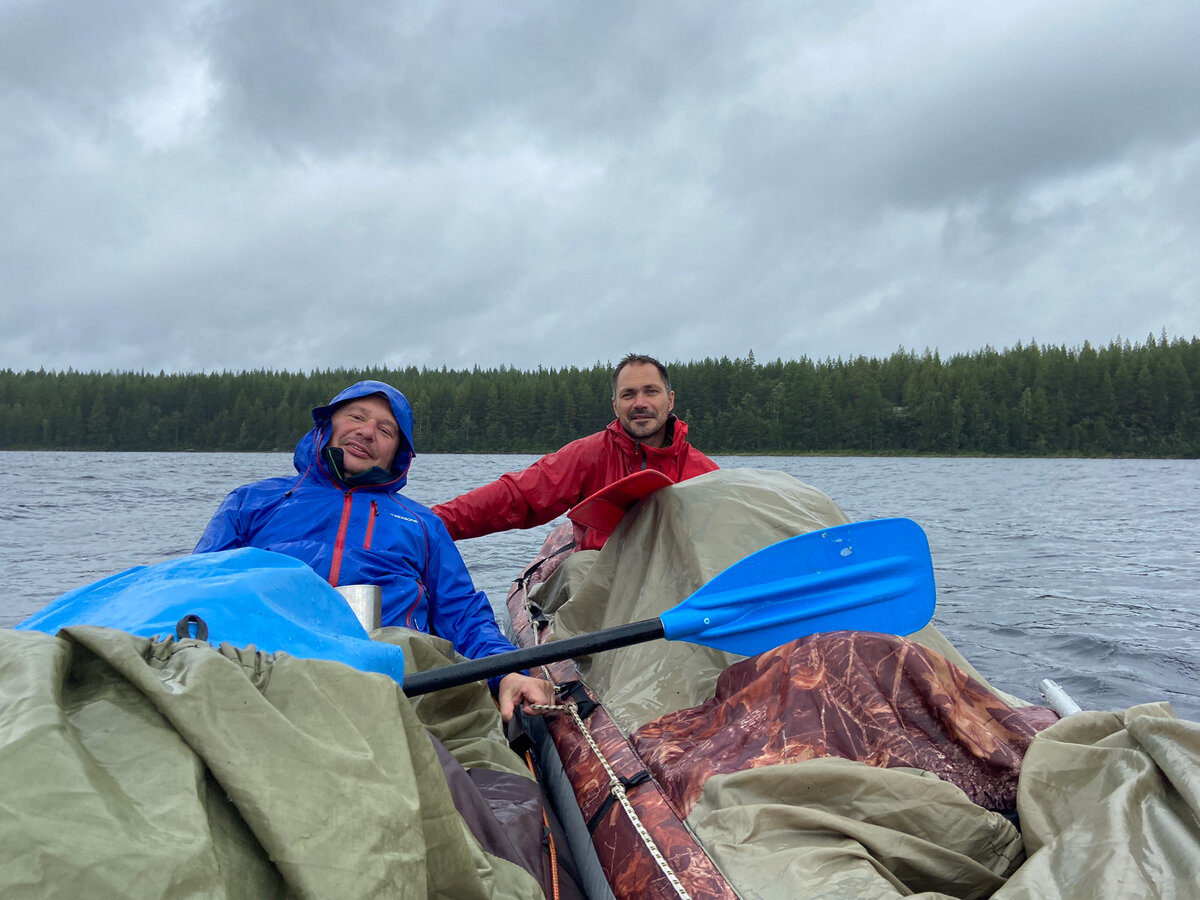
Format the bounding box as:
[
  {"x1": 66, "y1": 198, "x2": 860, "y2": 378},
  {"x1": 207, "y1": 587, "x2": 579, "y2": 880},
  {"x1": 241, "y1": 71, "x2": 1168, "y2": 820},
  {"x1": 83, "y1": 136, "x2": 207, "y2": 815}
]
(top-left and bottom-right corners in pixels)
[
  {"x1": 433, "y1": 432, "x2": 609, "y2": 540},
  {"x1": 433, "y1": 419, "x2": 718, "y2": 542}
]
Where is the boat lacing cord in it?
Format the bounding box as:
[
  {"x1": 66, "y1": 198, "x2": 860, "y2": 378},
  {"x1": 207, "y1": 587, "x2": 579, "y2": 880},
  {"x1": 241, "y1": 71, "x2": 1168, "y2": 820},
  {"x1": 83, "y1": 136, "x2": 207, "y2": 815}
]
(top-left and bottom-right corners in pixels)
[{"x1": 530, "y1": 676, "x2": 693, "y2": 900}]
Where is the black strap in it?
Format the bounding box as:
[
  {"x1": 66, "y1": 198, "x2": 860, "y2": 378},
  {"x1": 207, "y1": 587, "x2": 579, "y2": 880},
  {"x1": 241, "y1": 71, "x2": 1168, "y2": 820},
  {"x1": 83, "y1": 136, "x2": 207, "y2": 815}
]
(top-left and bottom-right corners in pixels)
[
  {"x1": 174, "y1": 614, "x2": 208, "y2": 641},
  {"x1": 586, "y1": 770, "x2": 652, "y2": 833},
  {"x1": 514, "y1": 540, "x2": 576, "y2": 639},
  {"x1": 557, "y1": 681, "x2": 599, "y2": 719},
  {"x1": 515, "y1": 538, "x2": 576, "y2": 591},
  {"x1": 524, "y1": 600, "x2": 551, "y2": 634}
]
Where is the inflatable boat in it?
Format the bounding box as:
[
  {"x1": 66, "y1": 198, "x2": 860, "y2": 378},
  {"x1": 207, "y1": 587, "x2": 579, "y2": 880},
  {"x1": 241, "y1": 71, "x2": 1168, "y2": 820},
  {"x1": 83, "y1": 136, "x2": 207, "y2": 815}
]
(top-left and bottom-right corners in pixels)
[
  {"x1": 499, "y1": 469, "x2": 1200, "y2": 900},
  {"x1": 4, "y1": 468, "x2": 1198, "y2": 899}
]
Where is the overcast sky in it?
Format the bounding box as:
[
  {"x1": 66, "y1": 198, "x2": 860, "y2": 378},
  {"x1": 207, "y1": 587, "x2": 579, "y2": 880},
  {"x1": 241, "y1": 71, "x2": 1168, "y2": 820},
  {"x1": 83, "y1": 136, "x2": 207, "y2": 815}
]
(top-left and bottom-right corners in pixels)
[{"x1": 3, "y1": 1, "x2": 1198, "y2": 375}]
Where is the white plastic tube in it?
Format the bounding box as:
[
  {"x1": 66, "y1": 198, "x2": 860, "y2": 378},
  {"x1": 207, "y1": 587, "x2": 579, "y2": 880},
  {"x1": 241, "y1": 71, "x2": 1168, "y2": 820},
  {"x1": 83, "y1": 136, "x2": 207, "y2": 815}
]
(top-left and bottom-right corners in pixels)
[{"x1": 1039, "y1": 678, "x2": 1083, "y2": 717}]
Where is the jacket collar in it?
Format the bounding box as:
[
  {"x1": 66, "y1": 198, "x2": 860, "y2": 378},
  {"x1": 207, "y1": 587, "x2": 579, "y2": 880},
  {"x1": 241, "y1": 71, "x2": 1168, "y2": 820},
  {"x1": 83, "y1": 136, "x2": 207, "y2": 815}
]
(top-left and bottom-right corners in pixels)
[{"x1": 607, "y1": 414, "x2": 686, "y2": 454}]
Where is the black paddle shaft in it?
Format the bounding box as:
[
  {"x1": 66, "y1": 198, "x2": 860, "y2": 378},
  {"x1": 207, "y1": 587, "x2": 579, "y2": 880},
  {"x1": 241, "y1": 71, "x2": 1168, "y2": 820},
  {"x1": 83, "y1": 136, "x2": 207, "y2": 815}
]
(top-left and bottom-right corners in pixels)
[{"x1": 402, "y1": 618, "x2": 666, "y2": 696}]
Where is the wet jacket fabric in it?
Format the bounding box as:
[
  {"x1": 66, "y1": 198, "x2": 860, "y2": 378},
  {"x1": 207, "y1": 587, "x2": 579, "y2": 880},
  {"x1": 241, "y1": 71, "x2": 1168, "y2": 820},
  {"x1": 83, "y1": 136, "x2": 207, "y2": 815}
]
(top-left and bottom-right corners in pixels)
[
  {"x1": 433, "y1": 416, "x2": 719, "y2": 550},
  {"x1": 194, "y1": 381, "x2": 517, "y2": 667}
]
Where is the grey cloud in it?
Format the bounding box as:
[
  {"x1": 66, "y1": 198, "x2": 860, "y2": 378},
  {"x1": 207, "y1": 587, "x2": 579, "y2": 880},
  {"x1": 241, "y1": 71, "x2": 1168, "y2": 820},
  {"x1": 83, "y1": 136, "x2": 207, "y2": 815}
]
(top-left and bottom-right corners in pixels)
[
  {"x1": 1, "y1": 0, "x2": 1196, "y2": 375},
  {"x1": 876, "y1": 11, "x2": 1200, "y2": 209}
]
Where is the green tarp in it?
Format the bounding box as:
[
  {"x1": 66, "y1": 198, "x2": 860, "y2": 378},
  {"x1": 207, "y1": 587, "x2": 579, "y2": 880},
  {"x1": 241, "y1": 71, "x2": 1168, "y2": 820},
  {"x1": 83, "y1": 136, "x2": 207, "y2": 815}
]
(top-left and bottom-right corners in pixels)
[{"x1": 0, "y1": 624, "x2": 546, "y2": 899}]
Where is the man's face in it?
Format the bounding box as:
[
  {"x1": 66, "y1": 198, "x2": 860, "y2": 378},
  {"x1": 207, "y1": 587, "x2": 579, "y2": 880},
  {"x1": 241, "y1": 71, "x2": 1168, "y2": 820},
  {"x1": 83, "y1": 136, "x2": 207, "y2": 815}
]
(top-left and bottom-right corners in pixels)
[
  {"x1": 328, "y1": 395, "x2": 402, "y2": 475},
  {"x1": 612, "y1": 363, "x2": 675, "y2": 448}
]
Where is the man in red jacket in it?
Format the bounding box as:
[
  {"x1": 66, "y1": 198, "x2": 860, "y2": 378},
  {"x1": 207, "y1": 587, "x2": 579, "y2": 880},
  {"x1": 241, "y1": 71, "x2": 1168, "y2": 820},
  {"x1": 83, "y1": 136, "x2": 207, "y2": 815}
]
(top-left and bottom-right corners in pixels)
[{"x1": 433, "y1": 354, "x2": 719, "y2": 550}]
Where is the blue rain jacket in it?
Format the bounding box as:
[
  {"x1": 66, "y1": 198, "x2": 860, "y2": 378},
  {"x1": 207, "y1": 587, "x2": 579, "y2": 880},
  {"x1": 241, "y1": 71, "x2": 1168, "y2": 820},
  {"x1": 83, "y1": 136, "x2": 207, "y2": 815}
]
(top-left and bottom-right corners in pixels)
[{"x1": 194, "y1": 381, "x2": 517, "y2": 668}]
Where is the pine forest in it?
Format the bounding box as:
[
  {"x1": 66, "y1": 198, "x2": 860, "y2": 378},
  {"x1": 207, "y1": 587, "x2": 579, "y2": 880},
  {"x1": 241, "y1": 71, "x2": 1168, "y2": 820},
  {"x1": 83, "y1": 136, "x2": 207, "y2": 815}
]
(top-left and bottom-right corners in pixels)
[{"x1": 2, "y1": 334, "x2": 1197, "y2": 458}]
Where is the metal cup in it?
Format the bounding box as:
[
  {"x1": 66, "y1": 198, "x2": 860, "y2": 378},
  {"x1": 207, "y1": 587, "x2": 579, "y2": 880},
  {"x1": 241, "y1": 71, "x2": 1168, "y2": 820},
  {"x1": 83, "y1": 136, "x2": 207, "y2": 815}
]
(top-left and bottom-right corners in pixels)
[{"x1": 335, "y1": 584, "x2": 382, "y2": 633}]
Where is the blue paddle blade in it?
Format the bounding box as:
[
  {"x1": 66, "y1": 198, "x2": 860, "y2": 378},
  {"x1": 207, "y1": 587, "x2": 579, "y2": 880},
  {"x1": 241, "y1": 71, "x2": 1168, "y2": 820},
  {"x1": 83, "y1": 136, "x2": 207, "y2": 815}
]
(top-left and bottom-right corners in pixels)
[{"x1": 660, "y1": 518, "x2": 936, "y2": 656}]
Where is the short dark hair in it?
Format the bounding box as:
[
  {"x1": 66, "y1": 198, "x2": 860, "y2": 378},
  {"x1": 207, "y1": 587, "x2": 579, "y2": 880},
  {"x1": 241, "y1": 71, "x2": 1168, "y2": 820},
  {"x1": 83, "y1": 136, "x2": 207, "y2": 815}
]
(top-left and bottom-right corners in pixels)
[{"x1": 611, "y1": 354, "x2": 671, "y2": 396}]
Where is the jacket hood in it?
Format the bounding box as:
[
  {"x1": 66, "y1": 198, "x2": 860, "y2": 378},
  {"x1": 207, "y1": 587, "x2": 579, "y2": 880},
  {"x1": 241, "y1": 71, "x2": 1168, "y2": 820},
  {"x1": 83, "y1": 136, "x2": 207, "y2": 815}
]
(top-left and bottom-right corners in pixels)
[{"x1": 310, "y1": 380, "x2": 416, "y2": 477}]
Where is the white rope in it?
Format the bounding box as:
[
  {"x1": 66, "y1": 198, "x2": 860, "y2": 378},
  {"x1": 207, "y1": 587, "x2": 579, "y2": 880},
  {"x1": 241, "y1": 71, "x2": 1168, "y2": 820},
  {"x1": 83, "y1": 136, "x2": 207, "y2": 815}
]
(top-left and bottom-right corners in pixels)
[
  {"x1": 531, "y1": 689, "x2": 692, "y2": 900},
  {"x1": 522, "y1": 571, "x2": 691, "y2": 897}
]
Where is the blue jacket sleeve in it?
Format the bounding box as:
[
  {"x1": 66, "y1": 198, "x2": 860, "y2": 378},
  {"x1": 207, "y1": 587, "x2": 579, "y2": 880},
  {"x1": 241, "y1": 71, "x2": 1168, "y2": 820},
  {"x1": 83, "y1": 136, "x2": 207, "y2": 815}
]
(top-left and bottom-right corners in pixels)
[
  {"x1": 193, "y1": 490, "x2": 250, "y2": 553},
  {"x1": 423, "y1": 513, "x2": 522, "y2": 693}
]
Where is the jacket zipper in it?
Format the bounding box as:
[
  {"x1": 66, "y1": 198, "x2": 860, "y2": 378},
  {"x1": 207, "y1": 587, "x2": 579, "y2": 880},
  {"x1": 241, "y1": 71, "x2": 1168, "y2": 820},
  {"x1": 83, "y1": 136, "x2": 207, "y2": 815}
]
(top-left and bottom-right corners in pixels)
[
  {"x1": 365, "y1": 500, "x2": 377, "y2": 549},
  {"x1": 330, "y1": 491, "x2": 421, "y2": 626},
  {"x1": 406, "y1": 582, "x2": 425, "y2": 629},
  {"x1": 328, "y1": 491, "x2": 354, "y2": 587}
]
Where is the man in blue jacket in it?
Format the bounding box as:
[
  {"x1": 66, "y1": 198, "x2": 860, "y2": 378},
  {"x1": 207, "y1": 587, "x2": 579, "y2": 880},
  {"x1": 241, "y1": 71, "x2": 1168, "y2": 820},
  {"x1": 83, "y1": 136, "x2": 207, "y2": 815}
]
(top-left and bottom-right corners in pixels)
[{"x1": 194, "y1": 379, "x2": 552, "y2": 721}]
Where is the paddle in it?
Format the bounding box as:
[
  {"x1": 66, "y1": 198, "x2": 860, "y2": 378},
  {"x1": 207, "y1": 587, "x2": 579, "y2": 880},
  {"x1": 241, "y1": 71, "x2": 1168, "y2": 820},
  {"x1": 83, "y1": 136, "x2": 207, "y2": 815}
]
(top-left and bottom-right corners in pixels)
[{"x1": 402, "y1": 517, "x2": 936, "y2": 696}]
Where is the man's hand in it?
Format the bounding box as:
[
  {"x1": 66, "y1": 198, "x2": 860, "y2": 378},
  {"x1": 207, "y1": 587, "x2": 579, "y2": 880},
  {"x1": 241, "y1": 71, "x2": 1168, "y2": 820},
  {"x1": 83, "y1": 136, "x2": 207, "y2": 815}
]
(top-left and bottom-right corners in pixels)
[{"x1": 497, "y1": 672, "x2": 555, "y2": 723}]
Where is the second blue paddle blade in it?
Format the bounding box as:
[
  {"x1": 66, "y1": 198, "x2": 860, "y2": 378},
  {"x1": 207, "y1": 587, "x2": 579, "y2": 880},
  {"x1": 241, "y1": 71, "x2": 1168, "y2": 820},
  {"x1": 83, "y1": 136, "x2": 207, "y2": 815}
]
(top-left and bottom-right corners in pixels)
[{"x1": 660, "y1": 518, "x2": 936, "y2": 657}]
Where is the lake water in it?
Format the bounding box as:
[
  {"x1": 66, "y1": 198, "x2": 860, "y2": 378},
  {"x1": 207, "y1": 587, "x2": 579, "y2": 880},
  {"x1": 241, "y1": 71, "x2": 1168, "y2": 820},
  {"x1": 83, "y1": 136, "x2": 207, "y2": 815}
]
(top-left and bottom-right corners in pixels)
[{"x1": 3, "y1": 452, "x2": 1197, "y2": 720}]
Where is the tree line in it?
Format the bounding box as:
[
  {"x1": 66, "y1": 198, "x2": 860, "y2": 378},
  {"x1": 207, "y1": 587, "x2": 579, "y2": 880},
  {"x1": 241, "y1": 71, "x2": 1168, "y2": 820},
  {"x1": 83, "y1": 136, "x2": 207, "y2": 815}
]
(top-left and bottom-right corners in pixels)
[{"x1": 2, "y1": 333, "x2": 1197, "y2": 457}]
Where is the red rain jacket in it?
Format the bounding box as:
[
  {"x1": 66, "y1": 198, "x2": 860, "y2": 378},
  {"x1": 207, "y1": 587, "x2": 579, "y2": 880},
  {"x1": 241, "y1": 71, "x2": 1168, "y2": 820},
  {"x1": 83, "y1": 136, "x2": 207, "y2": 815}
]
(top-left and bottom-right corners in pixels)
[{"x1": 433, "y1": 417, "x2": 719, "y2": 550}]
